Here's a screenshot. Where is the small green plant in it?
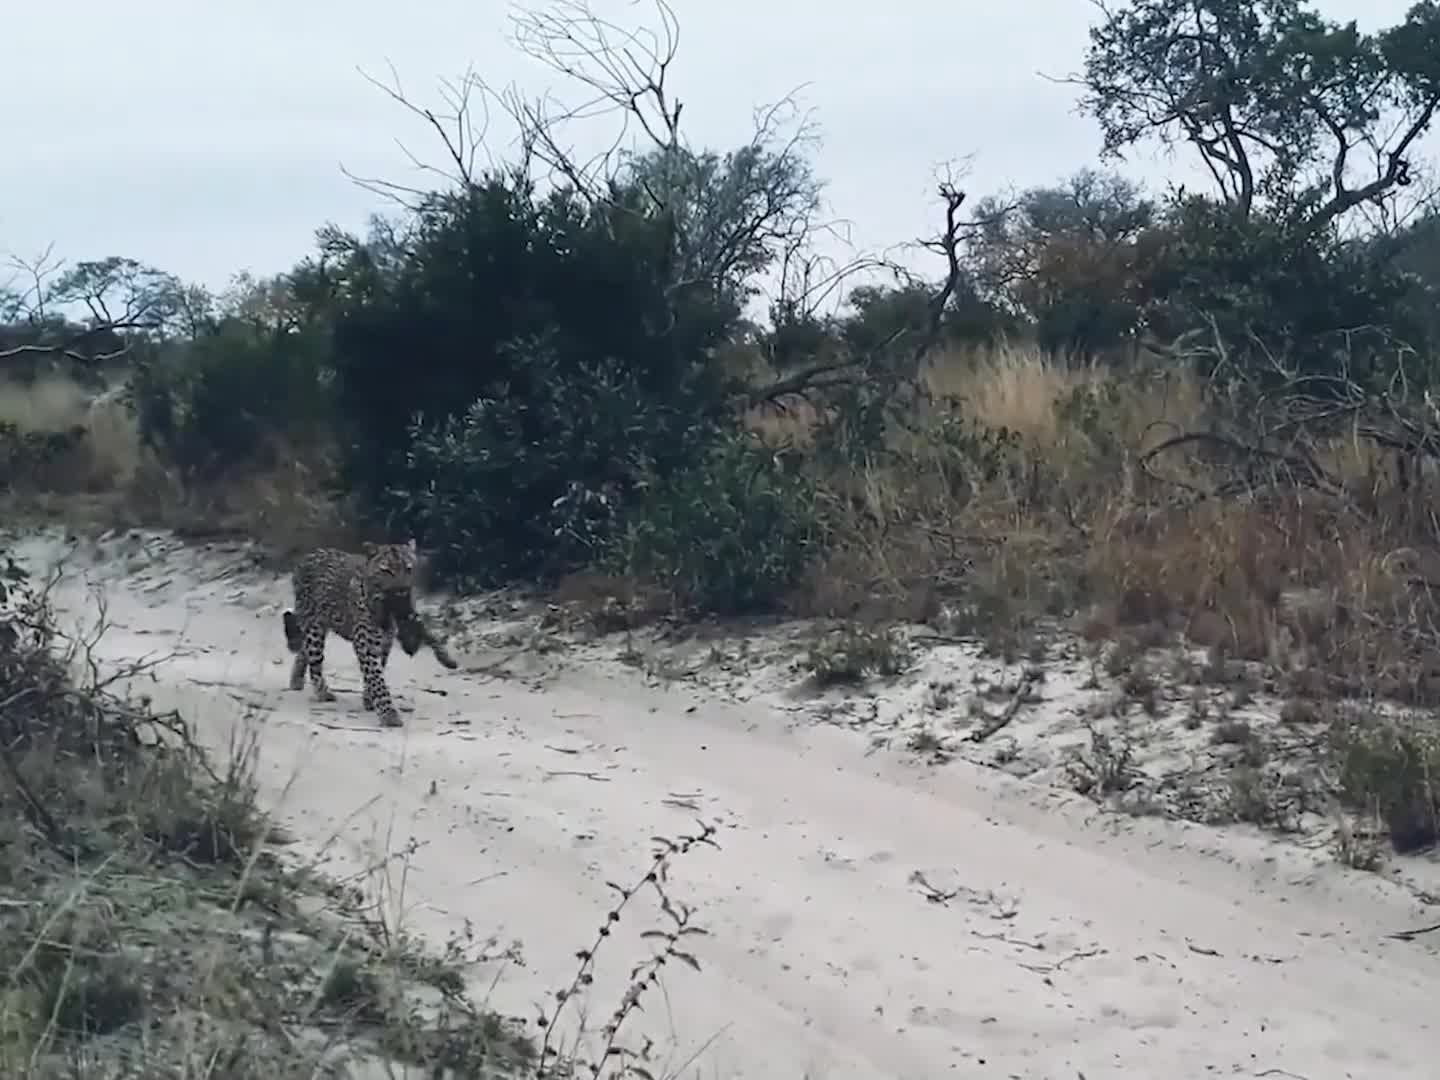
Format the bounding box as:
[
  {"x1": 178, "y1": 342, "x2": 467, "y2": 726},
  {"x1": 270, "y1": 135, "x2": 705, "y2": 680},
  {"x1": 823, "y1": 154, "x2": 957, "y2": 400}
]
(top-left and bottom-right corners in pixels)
[
  {"x1": 1065, "y1": 722, "x2": 1140, "y2": 797},
  {"x1": 1212, "y1": 718, "x2": 1256, "y2": 747},
  {"x1": 1333, "y1": 813, "x2": 1386, "y2": 871},
  {"x1": 805, "y1": 624, "x2": 914, "y2": 686},
  {"x1": 537, "y1": 822, "x2": 721, "y2": 1078}
]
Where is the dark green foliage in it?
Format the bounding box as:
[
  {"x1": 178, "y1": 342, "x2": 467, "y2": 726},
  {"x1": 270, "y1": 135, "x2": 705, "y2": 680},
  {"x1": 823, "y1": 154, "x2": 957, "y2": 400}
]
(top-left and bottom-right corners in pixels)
[
  {"x1": 1378, "y1": 209, "x2": 1440, "y2": 350},
  {"x1": 392, "y1": 331, "x2": 729, "y2": 586},
  {"x1": 605, "y1": 431, "x2": 821, "y2": 615},
  {"x1": 841, "y1": 281, "x2": 1011, "y2": 354},
  {"x1": 967, "y1": 169, "x2": 1158, "y2": 358},
  {"x1": 1142, "y1": 197, "x2": 1419, "y2": 385},
  {"x1": 1081, "y1": 0, "x2": 1440, "y2": 227},
  {"x1": 0, "y1": 422, "x2": 88, "y2": 491},
  {"x1": 963, "y1": 167, "x2": 1428, "y2": 380},
  {"x1": 1331, "y1": 710, "x2": 1440, "y2": 853},
  {"x1": 326, "y1": 173, "x2": 742, "y2": 585},
  {"x1": 1058, "y1": 0, "x2": 1440, "y2": 376},
  {"x1": 129, "y1": 317, "x2": 334, "y2": 477}
]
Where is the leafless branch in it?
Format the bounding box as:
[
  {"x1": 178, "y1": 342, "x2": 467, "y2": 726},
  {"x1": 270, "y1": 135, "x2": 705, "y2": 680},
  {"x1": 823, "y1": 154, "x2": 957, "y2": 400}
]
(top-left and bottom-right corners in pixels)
[
  {"x1": 511, "y1": 0, "x2": 684, "y2": 153},
  {"x1": 747, "y1": 179, "x2": 971, "y2": 408},
  {"x1": 343, "y1": 62, "x2": 500, "y2": 208}
]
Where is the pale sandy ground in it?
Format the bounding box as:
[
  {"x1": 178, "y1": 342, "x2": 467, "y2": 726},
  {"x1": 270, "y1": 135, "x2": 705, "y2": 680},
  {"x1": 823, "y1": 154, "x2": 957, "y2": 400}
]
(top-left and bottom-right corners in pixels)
[{"x1": 11, "y1": 527, "x2": 1440, "y2": 1079}]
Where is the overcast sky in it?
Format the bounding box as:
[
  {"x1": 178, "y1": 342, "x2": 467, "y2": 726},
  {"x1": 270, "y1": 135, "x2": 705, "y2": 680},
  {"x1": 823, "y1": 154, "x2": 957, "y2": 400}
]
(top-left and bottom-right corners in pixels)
[{"x1": 1, "y1": 1, "x2": 1425, "y2": 300}]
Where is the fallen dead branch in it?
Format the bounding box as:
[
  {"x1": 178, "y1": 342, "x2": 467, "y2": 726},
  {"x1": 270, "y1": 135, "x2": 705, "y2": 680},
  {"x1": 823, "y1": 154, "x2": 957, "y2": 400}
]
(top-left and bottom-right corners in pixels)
[{"x1": 969, "y1": 668, "x2": 1040, "y2": 742}]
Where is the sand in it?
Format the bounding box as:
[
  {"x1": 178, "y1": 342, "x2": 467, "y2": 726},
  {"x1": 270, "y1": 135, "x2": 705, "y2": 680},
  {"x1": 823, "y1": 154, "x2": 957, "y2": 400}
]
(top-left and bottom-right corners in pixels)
[{"x1": 11, "y1": 527, "x2": 1440, "y2": 1079}]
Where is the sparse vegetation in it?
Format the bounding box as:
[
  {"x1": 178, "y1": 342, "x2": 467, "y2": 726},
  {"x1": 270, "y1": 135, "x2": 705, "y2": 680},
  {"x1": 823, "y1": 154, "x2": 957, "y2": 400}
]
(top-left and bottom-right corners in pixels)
[
  {"x1": 0, "y1": 546, "x2": 727, "y2": 1077},
  {"x1": 804, "y1": 623, "x2": 913, "y2": 686},
  {"x1": 6, "y1": 0, "x2": 1440, "y2": 1070},
  {"x1": 0, "y1": 551, "x2": 537, "y2": 1076}
]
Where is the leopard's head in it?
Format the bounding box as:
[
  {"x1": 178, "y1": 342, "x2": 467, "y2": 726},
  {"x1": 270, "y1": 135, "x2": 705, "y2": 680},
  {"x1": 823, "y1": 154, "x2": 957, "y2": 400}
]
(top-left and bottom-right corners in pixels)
[{"x1": 361, "y1": 538, "x2": 418, "y2": 593}]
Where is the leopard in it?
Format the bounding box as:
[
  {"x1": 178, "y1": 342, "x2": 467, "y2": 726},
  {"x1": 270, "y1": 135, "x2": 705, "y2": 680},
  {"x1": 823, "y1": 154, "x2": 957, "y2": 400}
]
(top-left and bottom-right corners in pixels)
[{"x1": 281, "y1": 539, "x2": 457, "y2": 727}]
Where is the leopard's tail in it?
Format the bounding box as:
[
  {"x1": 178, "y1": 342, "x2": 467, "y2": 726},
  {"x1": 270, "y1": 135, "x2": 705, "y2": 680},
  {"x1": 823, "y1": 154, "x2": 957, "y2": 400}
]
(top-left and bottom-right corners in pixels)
[{"x1": 282, "y1": 610, "x2": 303, "y2": 653}]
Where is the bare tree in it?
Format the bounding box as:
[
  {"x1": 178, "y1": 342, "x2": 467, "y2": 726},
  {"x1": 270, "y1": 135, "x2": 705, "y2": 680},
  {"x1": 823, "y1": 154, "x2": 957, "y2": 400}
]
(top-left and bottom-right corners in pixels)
[
  {"x1": 506, "y1": 0, "x2": 685, "y2": 195},
  {"x1": 342, "y1": 61, "x2": 499, "y2": 205},
  {"x1": 349, "y1": 0, "x2": 888, "y2": 330}
]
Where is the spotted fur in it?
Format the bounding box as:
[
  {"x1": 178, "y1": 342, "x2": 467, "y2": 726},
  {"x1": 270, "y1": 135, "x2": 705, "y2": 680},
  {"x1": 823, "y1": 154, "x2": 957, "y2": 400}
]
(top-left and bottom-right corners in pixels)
[{"x1": 282, "y1": 540, "x2": 420, "y2": 727}]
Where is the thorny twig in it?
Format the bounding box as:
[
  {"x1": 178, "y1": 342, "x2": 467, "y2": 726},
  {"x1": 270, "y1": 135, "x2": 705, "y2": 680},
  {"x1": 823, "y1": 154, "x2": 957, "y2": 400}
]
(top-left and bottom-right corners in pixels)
[{"x1": 537, "y1": 820, "x2": 721, "y2": 1078}]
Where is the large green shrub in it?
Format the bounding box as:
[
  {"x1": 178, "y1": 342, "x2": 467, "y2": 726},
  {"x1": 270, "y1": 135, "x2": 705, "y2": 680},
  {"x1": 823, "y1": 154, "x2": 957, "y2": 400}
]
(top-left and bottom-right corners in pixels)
[
  {"x1": 1141, "y1": 197, "x2": 1421, "y2": 386},
  {"x1": 326, "y1": 173, "x2": 744, "y2": 584}
]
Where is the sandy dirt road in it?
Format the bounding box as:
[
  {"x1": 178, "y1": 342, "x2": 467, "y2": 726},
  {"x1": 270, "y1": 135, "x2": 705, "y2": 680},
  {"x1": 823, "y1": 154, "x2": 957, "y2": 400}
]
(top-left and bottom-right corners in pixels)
[{"x1": 13, "y1": 529, "x2": 1440, "y2": 1079}]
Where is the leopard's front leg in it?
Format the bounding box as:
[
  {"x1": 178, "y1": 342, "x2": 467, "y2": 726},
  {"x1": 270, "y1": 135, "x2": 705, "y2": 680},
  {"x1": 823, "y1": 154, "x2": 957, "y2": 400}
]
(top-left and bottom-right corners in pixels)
[
  {"x1": 356, "y1": 632, "x2": 402, "y2": 727},
  {"x1": 361, "y1": 625, "x2": 396, "y2": 711}
]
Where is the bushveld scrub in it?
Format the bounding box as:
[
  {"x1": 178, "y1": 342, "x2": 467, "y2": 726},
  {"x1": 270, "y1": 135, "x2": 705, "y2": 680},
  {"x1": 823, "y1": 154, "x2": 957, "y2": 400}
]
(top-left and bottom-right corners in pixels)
[
  {"x1": 7, "y1": 338, "x2": 1440, "y2": 841},
  {"x1": 7, "y1": 0, "x2": 1440, "y2": 1067}
]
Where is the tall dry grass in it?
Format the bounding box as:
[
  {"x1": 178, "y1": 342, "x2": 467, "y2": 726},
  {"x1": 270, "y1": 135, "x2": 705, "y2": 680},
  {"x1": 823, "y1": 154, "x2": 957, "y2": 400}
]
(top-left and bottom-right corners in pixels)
[
  {"x1": 781, "y1": 344, "x2": 1202, "y2": 620},
  {"x1": 781, "y1": 343, "x2": 1440, "y2": 704},
  {"x1": 0, "y1": 373, "x2": 141, "y2": 491},
  {"x1": 0, "y1": 372, "x2": 96, "y2": 431},
  {"x1": 10, "y1": 349, "x2": 1439, "y2": 703}
]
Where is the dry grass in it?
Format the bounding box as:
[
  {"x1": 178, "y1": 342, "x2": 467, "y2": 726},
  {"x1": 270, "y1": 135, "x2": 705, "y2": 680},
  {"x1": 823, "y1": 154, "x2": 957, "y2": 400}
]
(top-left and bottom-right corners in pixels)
[
  {"x1": 0, "y1": 372, "x2": 353, "y2": 559},
  {"x1": 774, "y1": 344, "x2": 1202, "y2": 623},
  {"x1": 780, "y1": 344, "x2": 1440, "y2": 692},
  {"x1": 0, "y1": 375, "x2": 142, "y2": 493},
  {"x1": 763, "y1": 341, "x2": 1440, "y2": 848},
  {"x1": 0, "y1": 373, "x2": 96, "y2": 431}
]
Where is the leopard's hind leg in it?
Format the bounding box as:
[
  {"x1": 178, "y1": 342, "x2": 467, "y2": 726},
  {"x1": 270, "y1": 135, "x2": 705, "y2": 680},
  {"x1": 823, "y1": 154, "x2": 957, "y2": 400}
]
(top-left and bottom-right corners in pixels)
[
  {"x1": 302, "y1": 624, "x2": 337, "y2": 703},
  {"x1": 284, "y1": 610, "x2": 309, "y2": 691}
]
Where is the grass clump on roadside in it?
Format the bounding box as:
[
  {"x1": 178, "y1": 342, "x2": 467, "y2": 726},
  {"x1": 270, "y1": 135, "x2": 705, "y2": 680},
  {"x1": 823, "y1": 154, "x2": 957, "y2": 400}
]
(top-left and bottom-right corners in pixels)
[{"x1": 803, "y1": 623, "x2": 913, "y2": 687}]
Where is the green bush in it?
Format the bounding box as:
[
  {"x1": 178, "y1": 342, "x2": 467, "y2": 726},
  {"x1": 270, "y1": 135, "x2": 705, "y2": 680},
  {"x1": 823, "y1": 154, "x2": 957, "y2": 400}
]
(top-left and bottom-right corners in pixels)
[
  {"x1": 1141, "y1": 197, "x2": 1419, "y2": 387},
  {"x1": 390, "y1": 332, "x2": 727, "y2": 587},
  {"x1": 329, "y1": 176, "x2": 742, "y2": 586},
  {"x1": 604, "y1": 432, "x2": 822, "y2": 615}
]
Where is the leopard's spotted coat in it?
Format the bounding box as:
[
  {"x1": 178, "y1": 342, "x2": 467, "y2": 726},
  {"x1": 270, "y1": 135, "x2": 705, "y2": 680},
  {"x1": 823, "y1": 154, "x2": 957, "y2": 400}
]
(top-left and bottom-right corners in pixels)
[{"x1": 281, "y1": 540, "x2": 454, "y2": 727}]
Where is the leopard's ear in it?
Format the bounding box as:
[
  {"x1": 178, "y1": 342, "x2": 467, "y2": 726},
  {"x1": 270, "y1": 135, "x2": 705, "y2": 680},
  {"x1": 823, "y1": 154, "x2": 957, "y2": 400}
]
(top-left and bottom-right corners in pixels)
[{"x1": 360, "y1": 541, "x2": 379, "y2": 557}]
